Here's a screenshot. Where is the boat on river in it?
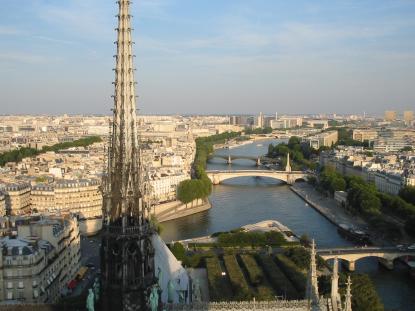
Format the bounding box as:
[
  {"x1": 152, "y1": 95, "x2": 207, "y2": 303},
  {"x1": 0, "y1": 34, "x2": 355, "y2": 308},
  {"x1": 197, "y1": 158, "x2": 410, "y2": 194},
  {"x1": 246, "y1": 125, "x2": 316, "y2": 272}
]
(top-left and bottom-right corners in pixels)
[{"x1": 337, "y1": 223, "x2": 371, "y2": 244}]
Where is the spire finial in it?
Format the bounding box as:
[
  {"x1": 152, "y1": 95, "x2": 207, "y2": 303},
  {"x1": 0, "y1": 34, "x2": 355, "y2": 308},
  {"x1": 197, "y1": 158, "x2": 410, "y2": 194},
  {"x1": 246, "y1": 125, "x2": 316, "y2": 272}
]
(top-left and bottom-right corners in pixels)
[
  {"x1": 343, "y1": 276, "x2": 353, "y2": 311},
  {"x1": 286, "y1": 152, "x2": 292, "y2": 172},
  {"x1": 331, "y1": 257, "x2": 340, "y2": 311},
  {"x1": 307, "y1": 239, "x2": 319, "y2": 308}
]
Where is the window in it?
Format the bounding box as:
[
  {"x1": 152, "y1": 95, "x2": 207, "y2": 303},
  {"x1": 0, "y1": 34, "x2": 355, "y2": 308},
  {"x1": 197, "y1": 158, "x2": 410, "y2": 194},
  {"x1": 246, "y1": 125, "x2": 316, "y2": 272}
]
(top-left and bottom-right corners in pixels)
[
  {"x1": 17, "y1": 290, "x2": 24, "y2": 299},
  {"x1": 18, "y1": 281, "x2": 24, "y2": 289},
  {"x1": 33, "y1": 280, "x2": 37, "y2": 287},
  {"x1": 7, "y1": 282, "x2": 13, "y2": 289},
  {"x1": 33, "y1": 289, "x2": 39, "y2": 298},
  {"x1": 7, "y1": 291, "x2": 13, "y2": 300}
]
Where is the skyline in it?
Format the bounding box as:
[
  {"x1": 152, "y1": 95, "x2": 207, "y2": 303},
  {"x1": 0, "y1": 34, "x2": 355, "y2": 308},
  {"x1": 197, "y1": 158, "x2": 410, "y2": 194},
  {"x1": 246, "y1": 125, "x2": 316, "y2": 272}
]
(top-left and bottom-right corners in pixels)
[{"x1": 1, "y1": 0, "x2": 415, "y2": 115}]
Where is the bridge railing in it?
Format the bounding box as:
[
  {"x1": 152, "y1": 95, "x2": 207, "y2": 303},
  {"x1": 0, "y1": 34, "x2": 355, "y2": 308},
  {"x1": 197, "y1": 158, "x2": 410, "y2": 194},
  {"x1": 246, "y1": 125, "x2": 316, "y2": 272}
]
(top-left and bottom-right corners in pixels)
[{"x1": 317, "y1": 247, "x2": 412, "y2": 255}]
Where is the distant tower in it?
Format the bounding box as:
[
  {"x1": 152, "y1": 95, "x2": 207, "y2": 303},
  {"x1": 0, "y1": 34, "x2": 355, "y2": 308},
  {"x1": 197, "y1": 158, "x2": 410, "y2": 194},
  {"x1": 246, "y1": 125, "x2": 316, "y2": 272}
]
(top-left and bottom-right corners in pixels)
[
  {"x1": 343, "y1": 276, "x2": 353, "y2": 311},
  {"x1": 275, "y1": 112, "x2": 278, "y2": 120},
  {"x1": 307, "y1": 239, "x2": 320, "y2": 309},
  {"x1": 331, "y1": 257, "x2": 341, "y2": 311},
  {"x1": 101, "y1": 0, "x2": 155, "y2": 310},
  {"x1": 285, "y1": 153, "x2": 292, "y2": 172},
  {"x1": 257, "y1": 112, "x2": 264, "y2": 128},
  {"x1": 404, "y1": 111, "x2": 414, "y2": 125},
  {"x1": 384, "y1": 110, "x2": 397, "y2": 122}
]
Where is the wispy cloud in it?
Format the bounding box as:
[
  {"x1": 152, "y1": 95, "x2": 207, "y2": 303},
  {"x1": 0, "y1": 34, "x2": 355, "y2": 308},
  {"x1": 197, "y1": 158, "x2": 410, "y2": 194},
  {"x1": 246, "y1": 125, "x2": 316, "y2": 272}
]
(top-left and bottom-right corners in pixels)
[{"x1": 36, "y1": 0, "x2": 113, "y2": 40}]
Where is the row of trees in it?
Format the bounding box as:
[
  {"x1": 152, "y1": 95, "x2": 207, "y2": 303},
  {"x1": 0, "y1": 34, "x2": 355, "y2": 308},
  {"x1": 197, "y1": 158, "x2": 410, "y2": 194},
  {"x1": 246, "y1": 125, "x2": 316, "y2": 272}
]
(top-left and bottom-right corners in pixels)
[
  {"x1": 244, "y1": 127, "x2": 273, "y2": 135},
  {"x1": 0, "y1": 136, "x2": 102, "y2": 167},
  {"x1": 177, "y1": 132, "x2": 241, "y2": 204},
  {"x1": 268, "y1": 136, "x2": 318, "y2": 170},
  {"x1": 216, "y1": 230, "x2": 290, "y2": 247},
  {"x1": 315, "y1": 166, "x2": 415, "y2": 237}
]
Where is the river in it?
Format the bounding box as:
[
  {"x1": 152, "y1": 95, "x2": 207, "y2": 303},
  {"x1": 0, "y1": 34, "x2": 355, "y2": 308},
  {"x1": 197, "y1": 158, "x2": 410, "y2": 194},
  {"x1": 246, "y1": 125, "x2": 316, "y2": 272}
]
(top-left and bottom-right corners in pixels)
[{"x1": 160, "y1": 139, "x2": 415, "y2": 310}]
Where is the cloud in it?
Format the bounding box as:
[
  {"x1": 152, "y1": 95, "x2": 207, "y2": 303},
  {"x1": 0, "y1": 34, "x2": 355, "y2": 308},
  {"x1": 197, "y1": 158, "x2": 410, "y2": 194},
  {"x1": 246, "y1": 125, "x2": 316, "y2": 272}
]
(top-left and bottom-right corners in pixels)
[{"x1": 36, "y1": 0, "x2": 113, "y2": 40}]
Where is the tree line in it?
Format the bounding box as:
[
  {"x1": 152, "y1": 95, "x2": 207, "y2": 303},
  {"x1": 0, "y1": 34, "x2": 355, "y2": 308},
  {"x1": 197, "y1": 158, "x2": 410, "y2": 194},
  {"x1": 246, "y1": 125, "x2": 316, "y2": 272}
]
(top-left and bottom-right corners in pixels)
[
  {"x1": 0, "y1": 136, "x2": 102, "y2": 167},
  {"x1": 177, "y1": 131, "x2": 241, "y2": 204},
  {"x1": 244, "y1": 127, "x2": 273, "y2": 135},
  {"x1": 267, "y1": 136, "x2": 319, "y2": 170},
  {"x1": 312, "y1": 166, "x2": 415, "y2": 237}
]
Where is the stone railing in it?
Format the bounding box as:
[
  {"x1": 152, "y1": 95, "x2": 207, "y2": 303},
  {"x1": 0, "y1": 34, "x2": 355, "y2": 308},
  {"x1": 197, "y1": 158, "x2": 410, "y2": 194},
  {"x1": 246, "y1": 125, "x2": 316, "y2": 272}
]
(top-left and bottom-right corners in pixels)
[{"x1": 164, "y1": 300, "x2": 319, "y2": 311}]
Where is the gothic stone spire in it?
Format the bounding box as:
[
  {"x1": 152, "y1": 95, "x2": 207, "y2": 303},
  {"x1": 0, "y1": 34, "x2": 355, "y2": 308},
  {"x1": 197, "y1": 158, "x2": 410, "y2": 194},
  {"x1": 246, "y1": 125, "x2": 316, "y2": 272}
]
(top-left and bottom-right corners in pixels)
[
  {"x1": 331, "y1": 257, "x2": 341, "y2": 311},
  {"x1": 285, "y1": 152, "x2": 292, "y2": 172},
  {"x1": 307, "y1": 239, "x2": 320, "y2": 309},
  {"x1": 343, "y1": 276, "x2": 353, "y2": 311},
  {"x1": 101, "y1": 1, "x2": 155, "y2": 310},
  {"x1": 105, "y1": 0, "x2": 142, "y2": 223}
]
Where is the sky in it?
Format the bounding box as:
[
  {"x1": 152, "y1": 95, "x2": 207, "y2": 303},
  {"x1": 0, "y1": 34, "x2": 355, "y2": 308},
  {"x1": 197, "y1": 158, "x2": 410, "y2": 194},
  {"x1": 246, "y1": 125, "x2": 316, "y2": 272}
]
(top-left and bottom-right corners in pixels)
[{"x1": 1, "y1": 0, "x2": 415, "y2": 116}]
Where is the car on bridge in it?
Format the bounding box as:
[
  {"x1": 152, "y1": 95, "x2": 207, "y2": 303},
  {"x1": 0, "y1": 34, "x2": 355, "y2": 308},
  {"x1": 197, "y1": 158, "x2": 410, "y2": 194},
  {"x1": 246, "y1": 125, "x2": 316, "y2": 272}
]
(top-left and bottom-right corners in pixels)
[
  {"x1": 407, "y1": 244, "x2": 415, "y2": 250},
  {"x1": 396, "y1": 244, "x2": 406, "y2": 251}
]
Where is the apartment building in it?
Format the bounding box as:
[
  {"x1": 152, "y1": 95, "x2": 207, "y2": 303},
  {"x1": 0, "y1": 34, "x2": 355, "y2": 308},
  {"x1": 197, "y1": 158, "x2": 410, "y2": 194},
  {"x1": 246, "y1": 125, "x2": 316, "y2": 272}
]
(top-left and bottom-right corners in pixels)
[
  {"x1": 0, "y1": 192, "x2": 5, "y2": 217},
  {"x1": 31, "y1": 179, "x2": 102, "y2": 220},
  {"x1": 352, "y1": 129, "x2": 378, "y2": 142},
  {"x1": 3, "y1": 183, "x2": 31, "y2": 215},
  {"x1": 0, "y1": 214, "x2": 81, "y2": 303},
  {"x1": 305, "y1": 130, "x2": 338, "y2": 149}
]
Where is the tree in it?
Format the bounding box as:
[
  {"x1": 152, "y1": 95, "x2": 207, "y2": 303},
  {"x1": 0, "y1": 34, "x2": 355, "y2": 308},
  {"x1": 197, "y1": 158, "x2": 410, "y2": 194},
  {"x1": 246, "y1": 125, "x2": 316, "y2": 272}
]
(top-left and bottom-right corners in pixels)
[
  {"x1": 405, "y1": 216, "x2": 415, "y2": 236},
  {"x1": 349, "y1": 274, "x2": 384, "y2": 311},
  {"x1": 288, "y1": 136, "x2": 301, "y2": 148},
  {"x1": 267, "y1": 143, "x2": 275, "y2": 156},
  {"x1": 399, "y1": 186, "x2": 415, "y2": 205},
  {"x1": 400, "y1": 146, "x2": 413, "y2": 152},
  {"x1": 170, "y1": 242, "x2": 186, "y2": 261}
]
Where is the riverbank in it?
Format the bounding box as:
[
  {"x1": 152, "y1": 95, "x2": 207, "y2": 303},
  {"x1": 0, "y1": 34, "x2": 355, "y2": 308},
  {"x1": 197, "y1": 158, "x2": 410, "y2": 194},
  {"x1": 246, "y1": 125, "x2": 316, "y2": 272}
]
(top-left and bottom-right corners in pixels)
[
  {"x1": 153, "y1": 199, "x2": 211, "y2": 223},
  {"x1": 290, "y1": 183, "x2": 394, "y2": 246}
]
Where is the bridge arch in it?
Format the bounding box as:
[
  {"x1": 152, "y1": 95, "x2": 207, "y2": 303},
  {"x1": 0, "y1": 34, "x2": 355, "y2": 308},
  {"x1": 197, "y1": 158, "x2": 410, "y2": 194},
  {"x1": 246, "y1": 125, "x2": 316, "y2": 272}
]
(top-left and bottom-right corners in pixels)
[
  {"x1": 318, "y1": 248, "x2": 415, "y2": 271},
  {"x1": 207, "y1": 170, "x2": 309, "y2": 185},
  {"x1": 208, "y1": 155, "x2": 261, "y2": 165}
]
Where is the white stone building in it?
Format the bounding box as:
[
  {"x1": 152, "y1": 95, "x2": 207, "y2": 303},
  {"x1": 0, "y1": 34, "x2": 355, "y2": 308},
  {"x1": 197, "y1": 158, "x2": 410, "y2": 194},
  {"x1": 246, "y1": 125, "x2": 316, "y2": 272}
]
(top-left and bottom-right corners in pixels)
[{"x1": 0, "y1": 214, "x2": 81, "y2": 303}]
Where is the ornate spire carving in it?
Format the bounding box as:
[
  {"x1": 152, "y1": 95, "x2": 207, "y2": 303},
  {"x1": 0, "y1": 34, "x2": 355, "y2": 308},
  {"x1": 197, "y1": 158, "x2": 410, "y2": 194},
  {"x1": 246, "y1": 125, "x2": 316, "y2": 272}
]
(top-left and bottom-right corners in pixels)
[
  {"x1": 331, "y1": 257, "x2": 341, "y2": 311},
  {"x1": 101, "y1": 1, "x2": 155, "y2": 310},
  {"x1": 104, "y1": 0, "x2": 142, "y2": 224},
  {"x1": 307, "y1": 239, "x2": 320, "y2": 309},
  {"x1": 343, "y1": 276, "x2": 353, "y2": 311}
]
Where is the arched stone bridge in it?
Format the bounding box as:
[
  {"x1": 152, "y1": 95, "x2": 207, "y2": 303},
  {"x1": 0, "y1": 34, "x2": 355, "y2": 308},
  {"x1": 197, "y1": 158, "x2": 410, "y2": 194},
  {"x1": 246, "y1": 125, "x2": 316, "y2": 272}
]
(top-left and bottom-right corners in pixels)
[
  {"x1": 318, "y1": 246, "x2": 415, "y2": 271},
  {"x1": 209, "y1": 154, "x2": 262, "y2": 166},
  {"x1": 206, "y1": 170, "x2": 310, "y2": 185}
]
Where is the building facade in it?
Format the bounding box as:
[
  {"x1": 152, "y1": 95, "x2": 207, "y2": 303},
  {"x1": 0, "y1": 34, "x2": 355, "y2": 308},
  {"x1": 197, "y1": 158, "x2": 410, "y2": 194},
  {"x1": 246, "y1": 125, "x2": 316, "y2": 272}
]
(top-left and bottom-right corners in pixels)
[
  {"x1": 3, "y1": 183, "x2": 31, "y2": 216},
  {"x1": 305, "y1": 131, "x2": 338, "y2": 149},
  {"x1": 31, "y1": 179, "x2": 102, "y2": 220},
  {"x1": 0, "y1": 214, "x2": 81, "y2": 303},
  {"x1": 0, "y1": 192, "x2": 5, "y2": 217},
  {"x1": 352, "y1": 129, "x2": 378, "y2": 142}
]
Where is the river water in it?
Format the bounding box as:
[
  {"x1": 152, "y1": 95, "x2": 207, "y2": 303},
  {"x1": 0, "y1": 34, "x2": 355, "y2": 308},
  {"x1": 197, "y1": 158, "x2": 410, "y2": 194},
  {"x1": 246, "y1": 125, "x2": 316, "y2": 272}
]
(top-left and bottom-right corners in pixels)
[{"x1": 160, "y1": 139, "x2": 415, "y2": 310}]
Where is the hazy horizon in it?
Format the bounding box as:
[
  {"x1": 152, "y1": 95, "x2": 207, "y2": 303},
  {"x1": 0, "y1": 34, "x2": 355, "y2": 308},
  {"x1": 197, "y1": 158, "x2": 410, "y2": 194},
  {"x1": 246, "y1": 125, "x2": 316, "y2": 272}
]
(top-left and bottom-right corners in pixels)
[{"x1": 1, "y1": 0, "x2": 414, "y2": 115}]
